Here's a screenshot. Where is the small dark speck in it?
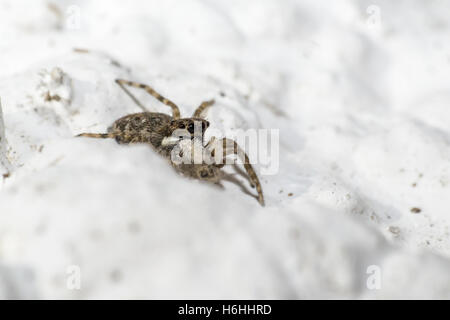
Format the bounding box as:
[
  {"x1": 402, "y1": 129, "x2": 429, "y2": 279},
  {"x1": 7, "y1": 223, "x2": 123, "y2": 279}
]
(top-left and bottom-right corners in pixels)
[
  {"x1": 411, "y1": 207, "x2": 421, "y2": 214},
  {"x1": 412, "y1": 183, "x2": 417, "y2": 187},
  {"x1": 219, "y1": 91, "x2": 226, "y2": 97},
  {"x1": 73, "y1": 48, "x2": 89, "y2": 53},
  {"x1": 110, "y1": 59, "x2": 122, "y2": 68},
  {"x1": 389, "y1": 226, "x2": 400, "y2": 235},
  {"x1": 2, "y1": 172, "x2": 10, "y2": 179},
  {"x1": 288, "y1": 193, "x2": 293, "y2": 197}
]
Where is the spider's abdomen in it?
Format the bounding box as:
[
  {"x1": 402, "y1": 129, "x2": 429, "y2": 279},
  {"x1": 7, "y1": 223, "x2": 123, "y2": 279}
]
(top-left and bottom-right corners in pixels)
[{"x1": 108, "y1": 112, "x2": 172, "y2": 150}]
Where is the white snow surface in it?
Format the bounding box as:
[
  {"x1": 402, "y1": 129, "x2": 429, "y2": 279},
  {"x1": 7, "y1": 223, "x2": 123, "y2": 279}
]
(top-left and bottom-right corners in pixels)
[{"x1": 0, "y1": 0, "x2": 450, "y2": 299}]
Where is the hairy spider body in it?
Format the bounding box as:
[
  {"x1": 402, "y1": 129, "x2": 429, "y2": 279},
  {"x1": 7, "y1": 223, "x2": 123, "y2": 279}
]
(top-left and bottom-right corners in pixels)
[
  {"x1": 110, "y1": 112, "x2": 173, "y2": 156},
  {"x1": 77, "y1": 79, "x2": 264, "y2": 206}
]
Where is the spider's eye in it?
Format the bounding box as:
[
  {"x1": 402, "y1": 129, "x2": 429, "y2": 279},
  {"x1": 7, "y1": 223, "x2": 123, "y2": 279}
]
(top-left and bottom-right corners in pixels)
[
  {"x1": 178, "y1": 123, "x2": 185, "y2": 129},
  {"x1": 187, "y1": 123, "x2": 195, "y2": 134},
  {"x1": 200, "y1": 169, "x2": 210, "y2": 178}
]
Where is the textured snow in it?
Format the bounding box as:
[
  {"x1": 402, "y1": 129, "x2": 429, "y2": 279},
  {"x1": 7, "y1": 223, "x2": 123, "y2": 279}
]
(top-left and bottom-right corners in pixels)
[{"x1": 0, "y1": 0, "x2": 450, "y2": 299}]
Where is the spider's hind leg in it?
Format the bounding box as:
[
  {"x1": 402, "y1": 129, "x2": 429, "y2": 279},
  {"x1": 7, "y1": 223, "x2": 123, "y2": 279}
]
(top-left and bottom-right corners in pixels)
[
  {"x1": 115, "y1": 79, "x2": 148, "y2": 112},
  {"x1": 76, "y1": 132, "x2": 114, "y2": 139},
  {"x1": 115, "y1": 79, "x2": 181, "y2": 119}
]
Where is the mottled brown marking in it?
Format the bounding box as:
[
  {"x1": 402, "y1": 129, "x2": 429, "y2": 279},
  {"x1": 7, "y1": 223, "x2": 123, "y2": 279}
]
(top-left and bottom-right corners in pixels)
[{"x1": 411, "y1": 207, "x2": 421, "y2": 214}]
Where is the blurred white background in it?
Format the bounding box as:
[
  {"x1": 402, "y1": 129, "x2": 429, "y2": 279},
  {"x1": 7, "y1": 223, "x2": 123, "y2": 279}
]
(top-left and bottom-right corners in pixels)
[{"x1": 0, "y1": 0, "x2": 450, "y2": 299}]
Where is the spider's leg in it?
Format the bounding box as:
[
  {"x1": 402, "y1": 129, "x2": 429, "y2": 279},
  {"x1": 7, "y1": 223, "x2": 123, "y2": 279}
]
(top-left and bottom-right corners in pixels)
[
  {"x1": 210, "y1": 137, "x2": 265, "y2": 206},
  {"x1": 115, "y1": 79, "x2": 148, "y2": 112},
  {"x1": 76, "y1": 132, "x2": 114, "y2": 139},
  {"x1": 193, "y1": 99, "x2": 215, "y2": 118},
  {"x1": 115, "y1": 79, "x2": 181, "y2": 119}
]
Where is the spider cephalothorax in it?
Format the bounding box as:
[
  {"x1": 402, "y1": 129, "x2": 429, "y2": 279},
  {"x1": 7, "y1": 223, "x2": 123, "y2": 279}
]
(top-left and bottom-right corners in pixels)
[
  {"x1": 168, "y1": 118, "x2": 210, "y2": 141},
  {"x1": 77, "y1": 79, "x2": 264, "y2": 206}
]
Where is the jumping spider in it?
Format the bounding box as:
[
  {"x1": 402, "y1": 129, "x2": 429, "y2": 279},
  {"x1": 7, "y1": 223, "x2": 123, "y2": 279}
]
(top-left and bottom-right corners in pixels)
[{"x1": 77, "y1": 79, "x2": 264, "y2": 206}]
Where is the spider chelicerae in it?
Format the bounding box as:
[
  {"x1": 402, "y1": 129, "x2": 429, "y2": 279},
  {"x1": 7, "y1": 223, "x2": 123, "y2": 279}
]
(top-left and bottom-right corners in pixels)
[{"x1": 76, "y1": 79, "x2": 265, "y2": 206}]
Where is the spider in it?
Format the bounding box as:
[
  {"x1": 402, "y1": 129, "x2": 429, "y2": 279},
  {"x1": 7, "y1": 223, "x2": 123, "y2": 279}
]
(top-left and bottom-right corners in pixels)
[{"x1": 76, "y1": 79, "x2": 265, "y2": 206}]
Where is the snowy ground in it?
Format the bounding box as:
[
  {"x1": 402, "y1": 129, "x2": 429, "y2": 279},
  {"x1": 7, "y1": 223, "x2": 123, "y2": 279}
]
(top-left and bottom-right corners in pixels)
[{"x1": 1, "y1": 0, "x2": 450, "y2": 299}]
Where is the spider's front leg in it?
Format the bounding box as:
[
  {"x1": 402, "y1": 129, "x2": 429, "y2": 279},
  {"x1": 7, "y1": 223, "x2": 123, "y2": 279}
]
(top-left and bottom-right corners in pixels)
[
  {"x1": 205, "y1": 137, "x2": 265, "y2": 206},
  {"x1": 193, "y1": 99, "x2": 215, "y2": 118}
]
